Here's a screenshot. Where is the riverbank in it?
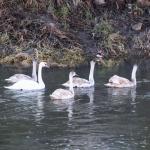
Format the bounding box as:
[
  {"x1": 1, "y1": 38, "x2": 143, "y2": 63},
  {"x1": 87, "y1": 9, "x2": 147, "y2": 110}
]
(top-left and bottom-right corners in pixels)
[{"x1": 0, "y1": 0, "x2": 150, "y2": 67}]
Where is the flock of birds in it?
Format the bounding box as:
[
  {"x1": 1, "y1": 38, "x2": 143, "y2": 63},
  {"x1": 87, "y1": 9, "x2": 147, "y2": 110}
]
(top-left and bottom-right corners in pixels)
[{"x1": 4, "y1": 60, "x2": 138, "y2": 100}]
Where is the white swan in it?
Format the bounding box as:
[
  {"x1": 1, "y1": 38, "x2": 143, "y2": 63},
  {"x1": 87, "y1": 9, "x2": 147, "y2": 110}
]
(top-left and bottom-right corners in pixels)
[
  {"x1": 50, "y1": 71, "x2": 77, "y2": 99},
  {"x1": 4, "y1": 62, "x2": 48, "y2": 90},
  {"x1": 104, "y1": 64, "x2": 138, "y2": 88},
  {"x1": 62, "y1": 61, "x2": 96, "y2": 88},
  {"x1": 5, "y1": 60, "x2": 37, "y2": 83}
]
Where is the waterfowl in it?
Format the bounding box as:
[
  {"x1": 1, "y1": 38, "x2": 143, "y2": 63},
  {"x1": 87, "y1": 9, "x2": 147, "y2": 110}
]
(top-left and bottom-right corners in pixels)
[
  {"x1": 5, "y1": 60, "x2": 37, "y2": 83},
  {"x1": 62, "y1": 61, "x2": 96, "y2": 88},
  {"x1": 4, "y1": 62, "x2": 48, "y2": 90},
  {"x1": 105, "y1": 64, "x2": 138, "y2": 88},
  {"x1": 50, "y1": 71, "x2": 76, "y2": 100}
]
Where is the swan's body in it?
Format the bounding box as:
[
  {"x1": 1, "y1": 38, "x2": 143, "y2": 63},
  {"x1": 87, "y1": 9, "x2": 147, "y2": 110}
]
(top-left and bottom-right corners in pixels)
[
  {"x1": 50, "y1": 71, "x2": 76, "y2": 99},
  {"x1": 105, "y1": 64, "x2": 138, "y2": 88},
  {"x1": 50, "y1": 89, "x2": 74, "y2": 99},
  {"x1": 4, "y1": 62, "x2": 48, "y2": 90},
  {"x1": 5, "y1": 61, "x2": 37, "y2": 83},
  {"x1": 62, "y1": 61, "x2": 95, "y2": 88}
]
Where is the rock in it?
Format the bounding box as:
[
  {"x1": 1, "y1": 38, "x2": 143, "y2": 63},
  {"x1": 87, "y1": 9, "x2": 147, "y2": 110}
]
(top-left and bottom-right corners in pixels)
[
  {"x1": 94, "y1": 0, "x2": 106, "y2": 5},
  {"x1": 132, "y1": 23, "x2": 143, "y2": 31},
  {"x1": 137, "y1": 0, "x2": 150, "y2": 7}
]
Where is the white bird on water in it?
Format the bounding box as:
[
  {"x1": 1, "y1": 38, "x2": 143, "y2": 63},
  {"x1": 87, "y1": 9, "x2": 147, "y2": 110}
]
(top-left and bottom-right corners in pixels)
[
  {"x1": 4, "y1": 62, "x2": 48, "y2": 90},
  {"x1": 50, "y1": 71, "x2": 77, "y2": 100},
  {"x1": 104, "y1": 64, "x2": 138, "y2": 88},
  {"x1": 62, "y1": 61, "x2": 96, "y2": 88},
  {"x1": 5, "y1": 60, "x2": 37, "y2": 83}
]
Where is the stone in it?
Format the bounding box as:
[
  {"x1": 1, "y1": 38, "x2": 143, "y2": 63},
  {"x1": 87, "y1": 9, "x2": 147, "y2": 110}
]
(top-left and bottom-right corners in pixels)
[
  {"x1": 137, "y1": 0, "x2": 150, "y2": 7},
  {"x1": 132, "y1": 23, "x2": 143, "y2": 31},
  {"x1": 94, "y1": 0, "x2": 106, "y2": 5}
]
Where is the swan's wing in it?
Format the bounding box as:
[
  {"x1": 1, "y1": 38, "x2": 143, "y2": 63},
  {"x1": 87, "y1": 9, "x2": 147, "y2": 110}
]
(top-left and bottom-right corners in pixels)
[
  {"x1": 62, "y1": 77, "x2": 90, "y2": 87},
  {"x1": 109, "y1": 75, "x2": 121, "y2": 84},
  {"x1": 73, "y1": 77, "x2": 90, "y2": 85},
  {"x1": 105, "y1": 75, "x2": 133, "y2": 88},
  {"x1": 105, "y1": 82, "x2": 134, "y2": 88},
  {"x1": 50, "y1": 89, "x2": 73, "y2": 99},
  {"x1": 5, "y1": 74, "x2": 32, "y2": 83},
  {"x1": 104, "y1": 83, "x2": 118, "y2": 87},
  {"x1": 109, "y1": 75, "x2": 130, "y2": 84},
  {"x1": 4, "y1": 80, "x2": 39, "y2": 90}
]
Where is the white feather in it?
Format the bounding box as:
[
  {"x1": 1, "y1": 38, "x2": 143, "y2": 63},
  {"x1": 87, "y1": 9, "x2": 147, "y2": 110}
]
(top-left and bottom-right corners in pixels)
[
  {"x1": 5, "y1": 60, "x2": 37, "y2": 83},
  {"x1": 4, "y1": 62, "x2": 48, "y2": 90},
  {"x1": 105, "y1": 64, "x2": 138, "y2": 88},
  {"x1": 50, "y1": 71, "x2": 76, "y2": 99},
  {"x1": 62, "y1": 61, "x2": 95, "y2": 88}
]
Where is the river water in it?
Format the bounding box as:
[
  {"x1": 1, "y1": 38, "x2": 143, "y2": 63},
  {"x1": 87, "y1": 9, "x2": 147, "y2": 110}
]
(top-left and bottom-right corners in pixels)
[{"x1": 0, "y1": 60, "x2": 149, "y2": 150}]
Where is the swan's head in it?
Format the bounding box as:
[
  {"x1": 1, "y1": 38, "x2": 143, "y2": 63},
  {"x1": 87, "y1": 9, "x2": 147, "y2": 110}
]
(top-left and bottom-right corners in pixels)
[
  {"x1": 69, "y1": 71, "x2": 77, "y2": 78},
  {"x1": 90, "y1": 60, "x2": 96, "y2": 65},
  {"x1": 39, "y1": 62, "x2": 49, "y2": 68}
]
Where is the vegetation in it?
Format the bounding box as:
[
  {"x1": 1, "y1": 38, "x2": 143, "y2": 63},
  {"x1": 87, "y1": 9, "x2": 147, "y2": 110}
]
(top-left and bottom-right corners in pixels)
[{"x1": 0, "y1": 0, "x2": 149, "y2": 66}]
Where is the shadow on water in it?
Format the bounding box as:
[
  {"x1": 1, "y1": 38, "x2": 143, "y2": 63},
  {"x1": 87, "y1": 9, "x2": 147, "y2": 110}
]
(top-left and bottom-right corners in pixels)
[{"x1": 0, "y1": 59, "x2": 150, "y2": 150}]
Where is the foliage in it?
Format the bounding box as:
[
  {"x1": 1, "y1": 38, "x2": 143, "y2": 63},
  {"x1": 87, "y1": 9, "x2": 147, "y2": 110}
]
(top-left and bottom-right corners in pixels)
[
  {"x1": 0, "y1": 33, "x2": 10, "y2": 45},
  {"x1": 92, "y1": 18, "x2": 126, "y2": 58},
  {"x1": 0, "y1": 0, "x2": 149, "y2": 66},
  {"x1": 93, "y1": 19, "x2": 113, "y2": 38}
]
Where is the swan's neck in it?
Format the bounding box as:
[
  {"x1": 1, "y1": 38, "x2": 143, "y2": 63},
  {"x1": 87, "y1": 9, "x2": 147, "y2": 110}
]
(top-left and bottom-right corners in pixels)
[
  {"x1": 88, "y1": 61, "x2": 95, "y2": 85},
  {"x1": 69, "y1": 75, "x2": 74, "y2": 96},
  {"x1": 32, "y1": 61, "x2": 37, "y2": 81},
  {"x1": 38, "y1": 65, "x2": 45, "y2": 87},
  {"x1": 131, "y1": 65, "x2": 138, "y2": 85}
]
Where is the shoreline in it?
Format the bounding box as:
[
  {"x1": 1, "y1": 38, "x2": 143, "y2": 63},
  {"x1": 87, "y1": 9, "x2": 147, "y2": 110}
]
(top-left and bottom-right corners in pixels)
[{"x1": 0, "y1": 1, "x2": 149, "y2": 67}]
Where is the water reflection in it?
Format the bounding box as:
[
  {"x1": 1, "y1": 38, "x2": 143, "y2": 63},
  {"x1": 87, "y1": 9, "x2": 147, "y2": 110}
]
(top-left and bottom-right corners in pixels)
[
  {"x1": 107, "y1": 87, "x2": 137, "y2": 113},
  {"x1": 3, "y1": 89, "x2": 45, "y2": 123},
  {"x1": 51, "y1": 98, "x2": 74, "y2": 121},
  {"x1": 107, "y1": 87, "x2": 136, "y2": 99},
  {"x1": 74, "y1": 87, "x2": 95, "y2": 104}
]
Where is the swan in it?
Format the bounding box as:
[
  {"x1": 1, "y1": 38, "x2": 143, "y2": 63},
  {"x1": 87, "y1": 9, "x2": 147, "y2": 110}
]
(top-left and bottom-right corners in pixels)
[
  {"x1": 104, "y1": 64, "x2": 138, "y2": 88},
  {"x1": 5, "y1": 60, "x2": 37, "y2": 83},
  {"x1": 62, "y1": 61, "x2": 96, "y2": 88},
  {"x1": 4, "y1": 62, "x2": 48, "y2": 90},
  {"x1": 50, "y1": 71, "x2": 77, "y2": 99}
]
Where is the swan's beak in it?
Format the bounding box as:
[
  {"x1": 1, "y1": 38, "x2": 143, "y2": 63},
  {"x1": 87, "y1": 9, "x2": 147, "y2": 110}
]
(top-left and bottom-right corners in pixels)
[{"x1": 45, "y1": 64, "x2": 49, "y2": 68}]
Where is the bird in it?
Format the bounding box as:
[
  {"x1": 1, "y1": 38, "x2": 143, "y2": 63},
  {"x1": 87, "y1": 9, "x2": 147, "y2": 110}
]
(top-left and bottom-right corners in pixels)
[
  {"x1": 104, "y1": 64, "x2": 138, "y2": 88},
  {"x1": 62, "y1": 61, "x2": 96, "y2": 88},
  {"x1": 50, "y1": 71, "x2": 77, "y2": 100},
  {"x1": 4, "y1": 62, "x2": 48, "y2": 90},
  {"x1": 5, "y1": 60, "x2": 37, "y2": 83}
]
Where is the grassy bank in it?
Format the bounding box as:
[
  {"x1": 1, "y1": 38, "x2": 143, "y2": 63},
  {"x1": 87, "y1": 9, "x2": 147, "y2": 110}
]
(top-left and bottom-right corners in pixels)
[{"x1": 0, "y1": 0, "x2": 149, "y2": 67}]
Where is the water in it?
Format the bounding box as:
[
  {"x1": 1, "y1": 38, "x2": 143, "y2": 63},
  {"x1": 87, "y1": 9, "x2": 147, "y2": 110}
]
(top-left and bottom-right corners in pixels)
[{"x1": 0, "y1": 60, "x2": 150, "y2": 150}]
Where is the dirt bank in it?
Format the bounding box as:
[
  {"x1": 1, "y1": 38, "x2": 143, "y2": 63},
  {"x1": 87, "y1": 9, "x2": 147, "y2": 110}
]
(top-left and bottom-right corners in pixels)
[{"x1": 0, "y1": 0, "x2": 150, "y2": 67}]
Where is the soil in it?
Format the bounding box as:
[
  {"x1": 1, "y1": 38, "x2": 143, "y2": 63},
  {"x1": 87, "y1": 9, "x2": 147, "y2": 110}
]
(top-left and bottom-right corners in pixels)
[{"x1": 0, "y1": 0, "x2": 150, "y2": 67}]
